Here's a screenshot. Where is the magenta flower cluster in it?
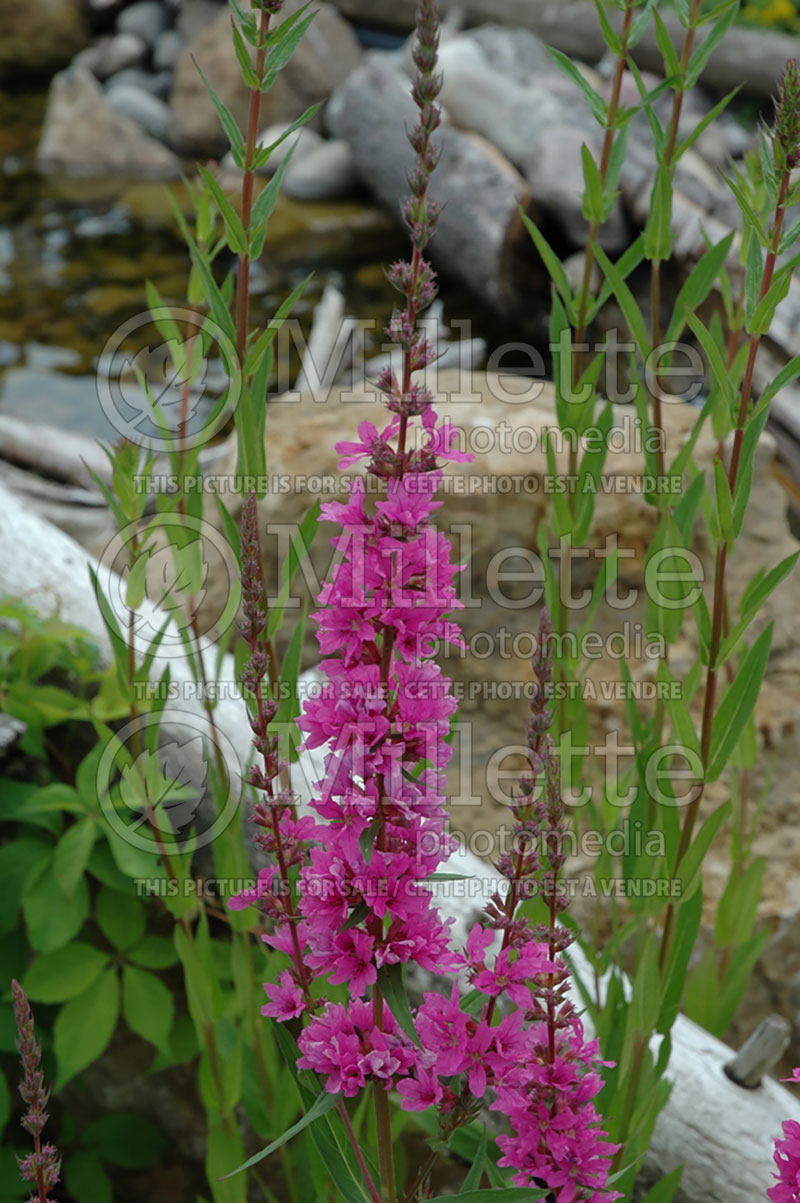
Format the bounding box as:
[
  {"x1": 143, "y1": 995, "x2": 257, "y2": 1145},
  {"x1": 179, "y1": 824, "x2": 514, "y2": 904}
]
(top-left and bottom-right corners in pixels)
[
  {"x1": 768, "y1": 1069, "x2": 800, "y2": 1202},
  {"x1": 230, "y1": 2, "x2": 620, "y2": 1199}
]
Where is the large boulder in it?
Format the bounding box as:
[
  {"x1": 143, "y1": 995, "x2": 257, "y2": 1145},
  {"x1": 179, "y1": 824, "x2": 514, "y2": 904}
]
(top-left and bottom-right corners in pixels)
[
  {"x1": 37, "y1": 66, "x2": 182, "y2": 178},
  {"x1": 0, "y1": 0, "x2": 88, "y2": 80}
]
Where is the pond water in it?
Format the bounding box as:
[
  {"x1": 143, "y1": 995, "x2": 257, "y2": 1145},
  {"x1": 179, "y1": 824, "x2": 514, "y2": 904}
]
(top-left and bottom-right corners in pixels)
[{"x1": 0, "y1": 89, "x2": 503, "y2": 446}]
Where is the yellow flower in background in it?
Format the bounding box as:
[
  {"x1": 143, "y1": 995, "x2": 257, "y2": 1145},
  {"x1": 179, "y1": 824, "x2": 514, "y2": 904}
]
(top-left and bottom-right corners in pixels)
[{"x1": 742, "y1": 0, "x2": 799, "y2": 29}]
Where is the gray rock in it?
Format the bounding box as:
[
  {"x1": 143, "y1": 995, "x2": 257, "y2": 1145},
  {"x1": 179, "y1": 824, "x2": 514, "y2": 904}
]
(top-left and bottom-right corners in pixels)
[
  {"x1": 0, "y1": 0, "x2": 88, "y2": 80},
  {"x1": 221, "y1": 121, "x2": 324, "y2": 175},
  {"x1": 105, "y1": 67, "x2": 173, "y2": 99},
  {"x1": 93, "y1": 31, "x2": 148, "y2": 80},
  {"x1": 106, "y1": 82, "x2": 172, "y2": 141},
  {"x1": 153, "y1": 28, "x2": 185, "y2": 70},
  {"x1": 283, "y1": 138, "x2": 360, "y2": 201},
  {"x1": 37, "y1": 66, "x2": 181, "y2": 178},
  {"x1": 176, "y1": 0, "x2": 220, "y2": 42},
  {"x1": 117, "y1": 0, "x2": 168, "y2": 47}
]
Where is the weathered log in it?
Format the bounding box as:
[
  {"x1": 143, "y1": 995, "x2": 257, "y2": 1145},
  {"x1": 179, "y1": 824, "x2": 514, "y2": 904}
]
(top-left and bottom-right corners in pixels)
[
  {"x1": 327, "y1": 53, "x2": 538, "y2": 318},
  {"x1": 331, "y1": 0, "x2": 800, "y2": 99}
]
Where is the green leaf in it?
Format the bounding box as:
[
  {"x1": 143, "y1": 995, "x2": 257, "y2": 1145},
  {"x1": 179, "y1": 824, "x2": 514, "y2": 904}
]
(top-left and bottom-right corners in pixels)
[
  {"x1": 95, "y1": 885, "x2": 147, "y2": 951},
  {"x1": 123, "y1": 965, "x2": 174, "y2": 1051},
  {"x1": 24, "y1": 942, "x2": 110, "y2": 1004},
  {"x1": 712, "y1": 456, "x2": 733, "y2": 542},
  {"x1": 644, "y1": 164, "x2": 673, "y2": 263},
  {"x1": 84, "y1": 1112, "x2": 168, "y2": 1168},
  {"x1": 197, "y1": 166, "x2": 247, "y2": 254},
  {"x1": 641, "y1": 1166, "x2": 683, "y2": 1202},
  {"x1": 376, "y1": 962, "x2": 420, "y2": 1047},
  {"x1": 685, "y1": 310, "x2": 735, "y2": 405},
  {"x1": 54, "y1": 819, "x2": 96, "y2": 896},
  {"x1": 715, "y1": 857, "x2": 765, "y2": 947},
  {"x1": 548, "y1": 48, "x2": 607, "y2": 124},
  {"x1": 717, "y1": 553, "x2": 798, "y2": 666},
  {"x1": 665, "y1": 232, "x2": 735, "y2": 344},
  {"x1": 519, "y1": 207, "x2": 574, "y2": 316},
  {"x1": 723, "y1": 172, "x2": 766, "y2": 246},
  {"x1": 675, "y1": 802, "x2": 731, "y2": 902},
  {"x1": 676, "y1": 87, "x2": 740, "y2": 161},
  {"x1": 194, "y1": 62, "x2": 246, "y2": 163},
  {"x1": 594, "y1": 0, "x2": 622, "y2": 53},
  {"x1": 221, "y1": 1089, "x2": 342, "y2": 1177},
  {"x1": 23, "y1": 860, "x2": 89, "y2": 954},
  {"x1": 54, "y1": 966, "x2": 120, "y2": 1087},
  {"x1": 759, "y1": 353, "x2": 800, "y2": 408},
  {"x1": 262, "y1": 7, "x2": 316, "y2": 91},
  {"x1": 64, "y1": 1152, "x2": 113, "y2": 1203},
  {"x1": 581, "y1": 143, "x2": 605, "y2": 223},
  {"x1": 592, "y1": 242, "x2": 651, "y2": 357},
  {"x1": 707, "y1": 625, "x2": 773, "y2": 782},
  {"x1": 653, "y1": 10, "x2": 681, "y2": 80},
  {"x1": 250, "y1": 147, "x2": 299, "y2": 256},
  {"x1": 128, "y1": 934, "x2": 180, "y2": 969},
  {"x1": 462, "y1": 1126, "x2": 488, "y2": 1191},
  {"x1": 230, "y1": 17, "x2": 258, "y2": 88},
  {"x1": 686, "y1": 2, "x2": 738, "y2": 88}
]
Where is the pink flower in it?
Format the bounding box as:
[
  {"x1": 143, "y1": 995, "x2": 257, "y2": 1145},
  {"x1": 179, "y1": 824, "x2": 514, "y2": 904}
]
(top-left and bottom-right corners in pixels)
[
  {"x1": 335, "y1": 419, "x2": 401, "y2": 469},
  {"x1": 769, "y1": 1119, "x2": 800, "y2": 1202},
  {"x1": 262, "y1": 971, "x2": 306, "y2": 1021},
  {"x1": 397, "y1": 1066, "x2": 443, "y2": 1111}
]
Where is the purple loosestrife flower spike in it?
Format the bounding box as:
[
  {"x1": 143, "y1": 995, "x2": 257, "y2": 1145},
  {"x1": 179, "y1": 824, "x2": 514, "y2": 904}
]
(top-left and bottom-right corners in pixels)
[
  {"x1": 396, "y1": 613, "x2": 619, "y2": 1201},
  {"x1": 12, "y1": 981, "x2": 60, "y2": 1203}
]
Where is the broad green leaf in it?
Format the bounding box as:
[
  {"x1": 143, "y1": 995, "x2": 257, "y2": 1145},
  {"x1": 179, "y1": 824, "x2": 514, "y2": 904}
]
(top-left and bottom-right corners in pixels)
[
  {"x1": 95, "y1": 885, "x2": 147, "y2": 951},
  {"x1": 123, "y1": 964, "x2": 174, "y2": 1051},
  {"x1": 64, "y1": 1152, "x2": 113, "y2": 1203},
  {"x1": 707, "y1": 625, "x2": 773, "y2": 782},
  {"x1": 54, "y1": 966, "x2": 120, "y2": 1087},
  {"x1": 128, "y1": 934, "x2": 180, "y2": 969},
  {"x1": 54, "y1": 819, "x2": 96, "y2": 896},
  {"x1": 23, "y1": 860, "x2": 89, "y2": 954},
  {"x1": 84, "y1": 1111, "x2": 168, "y2": 1168},
  {"x1": 24, "y1": 942, "x2": 109, "y2": 1004}
]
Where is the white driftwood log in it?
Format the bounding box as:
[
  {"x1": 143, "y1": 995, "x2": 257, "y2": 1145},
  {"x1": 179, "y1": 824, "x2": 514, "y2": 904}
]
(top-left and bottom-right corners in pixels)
[{"x1": 2, "y1": 487, "x2": 799, "y2": 1202}]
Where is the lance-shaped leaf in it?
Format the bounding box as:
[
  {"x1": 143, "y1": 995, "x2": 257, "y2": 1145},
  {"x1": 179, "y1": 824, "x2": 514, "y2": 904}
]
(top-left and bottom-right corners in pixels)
[
  {"x1": 220, "y1": 1089, "x2": 342, "y2": 1177},
  {"x1": 707, "y1": 625, "x2": 773, "y2": 782}
]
